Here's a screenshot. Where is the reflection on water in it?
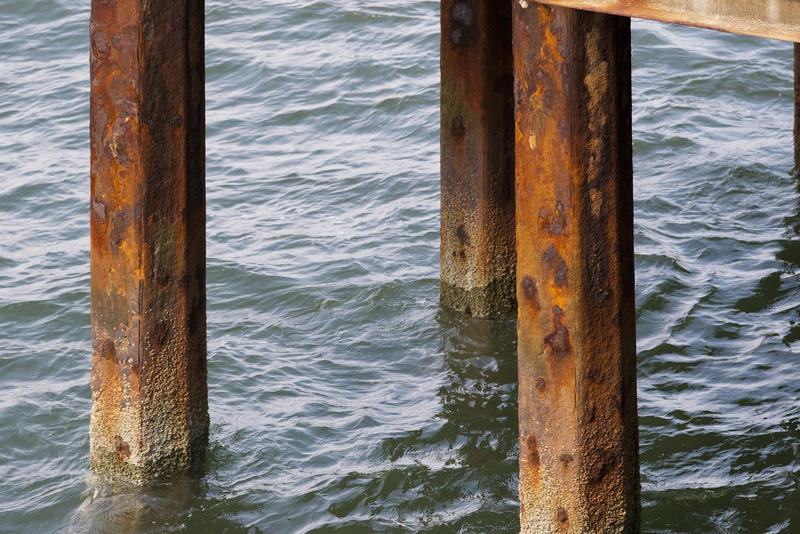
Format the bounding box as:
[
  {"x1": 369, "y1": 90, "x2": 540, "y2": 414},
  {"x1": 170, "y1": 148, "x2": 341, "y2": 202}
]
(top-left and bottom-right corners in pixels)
[
  {"x1": 70, "y1": 473, "x2": 259, "y2": 534},
  {"x1": 306, "y1": 311, "x2": 519, "y2": 533},
  {"x1": 734, "y1": 168, "x2": 800, "y2": 346},
  {"x1": 779, "y1": 170, "x2": 800, "y2": 345}
]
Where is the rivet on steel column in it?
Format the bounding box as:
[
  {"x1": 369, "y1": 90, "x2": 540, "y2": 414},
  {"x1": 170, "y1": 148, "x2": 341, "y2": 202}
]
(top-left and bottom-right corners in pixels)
[
  {"x1": 512, "y1": 4, "x2": 639, "y2": 532},
  {"x1": 440, "y1": 0, "x2": 516, "y2": 318},
  {"x1": 89, "y1": 0, "x2": 207, "y2": 480}
]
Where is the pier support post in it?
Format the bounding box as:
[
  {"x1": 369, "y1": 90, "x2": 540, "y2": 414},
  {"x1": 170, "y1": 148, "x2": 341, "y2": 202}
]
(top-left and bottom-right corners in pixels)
[
  {"x1": 89, "y1": 0, "x2": 207, "y2": 480},
  {"x1": 440, "y1": 0, "x2": 516, "y2": 317},
  {"x1": 794, "y1": 43, "x2": 800, "y2": 167},
  {"x1": 512, "y1": 5, "x2": 639, "y2": 532}
]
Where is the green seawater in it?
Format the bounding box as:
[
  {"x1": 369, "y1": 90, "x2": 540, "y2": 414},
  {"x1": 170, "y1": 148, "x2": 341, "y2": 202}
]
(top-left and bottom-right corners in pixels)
[{"x1": 1, "y1": 2, "x2": 798, "y2": 532}]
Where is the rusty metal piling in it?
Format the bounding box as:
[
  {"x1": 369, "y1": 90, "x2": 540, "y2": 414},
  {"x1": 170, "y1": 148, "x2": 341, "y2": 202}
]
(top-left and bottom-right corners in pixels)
[
  {"x1": 440, "y1": 0, "x2": 516, "y2": 317},
  {"x1": 89, "y1": 0, "x2": 207, "y2": 480},
  {"x1": 795, "y1": 43, "x2": 800, "y2": 167},
  {"x1": 512, "y1": 4, "x2": 639, "y2": 532}
]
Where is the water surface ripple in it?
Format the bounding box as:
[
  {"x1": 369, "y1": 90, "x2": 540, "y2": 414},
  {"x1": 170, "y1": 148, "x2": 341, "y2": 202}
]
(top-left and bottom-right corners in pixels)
[{"x1": 0, "y1": 2, "x2": 798, "y2": 532}]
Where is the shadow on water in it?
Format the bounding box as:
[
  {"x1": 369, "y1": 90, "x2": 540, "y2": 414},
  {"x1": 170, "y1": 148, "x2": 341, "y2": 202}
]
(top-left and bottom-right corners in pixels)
[
  {"x1": 69, "y1": 467, "x2": 262, "y2": 534},
  {"x1": 307, "y1": 311, "x2": 519, "y2": 533}
]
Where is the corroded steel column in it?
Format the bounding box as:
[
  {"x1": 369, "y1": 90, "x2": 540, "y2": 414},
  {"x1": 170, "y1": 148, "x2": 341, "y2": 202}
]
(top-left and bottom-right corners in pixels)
[
  {"x1": 795, "y1": 43, "x2": 800, "y2": 166},
  {"x1": 513, "y1": 4, "x2": 639, "y2": 532},
  {"x1": 89, "y1": 0, "x2": 207, "y2": 480},
  {"x1": 441, "y1": 0, "x2": 516, "y2": 317}
]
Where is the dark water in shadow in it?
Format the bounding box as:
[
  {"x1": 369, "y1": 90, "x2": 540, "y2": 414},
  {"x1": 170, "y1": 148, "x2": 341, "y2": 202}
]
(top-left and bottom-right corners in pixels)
[{"x1": 1, "y1": 1, "x2": 799, "y2": 532}]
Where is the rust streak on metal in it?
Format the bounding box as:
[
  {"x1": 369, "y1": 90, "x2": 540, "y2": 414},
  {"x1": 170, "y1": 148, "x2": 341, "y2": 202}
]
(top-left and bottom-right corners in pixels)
[
  {"x1": 440, "y1": 0, "x2": 516, "y2": 317},
  {"x1": 533, "y1": 0, "x2": 800, "y2": 43},
  {"x1": 90, "y1": 0, "x2": 207, "y2": 481},
  {"x1": 514, "y1": 4, "x2": 639, "y2": 532}
]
